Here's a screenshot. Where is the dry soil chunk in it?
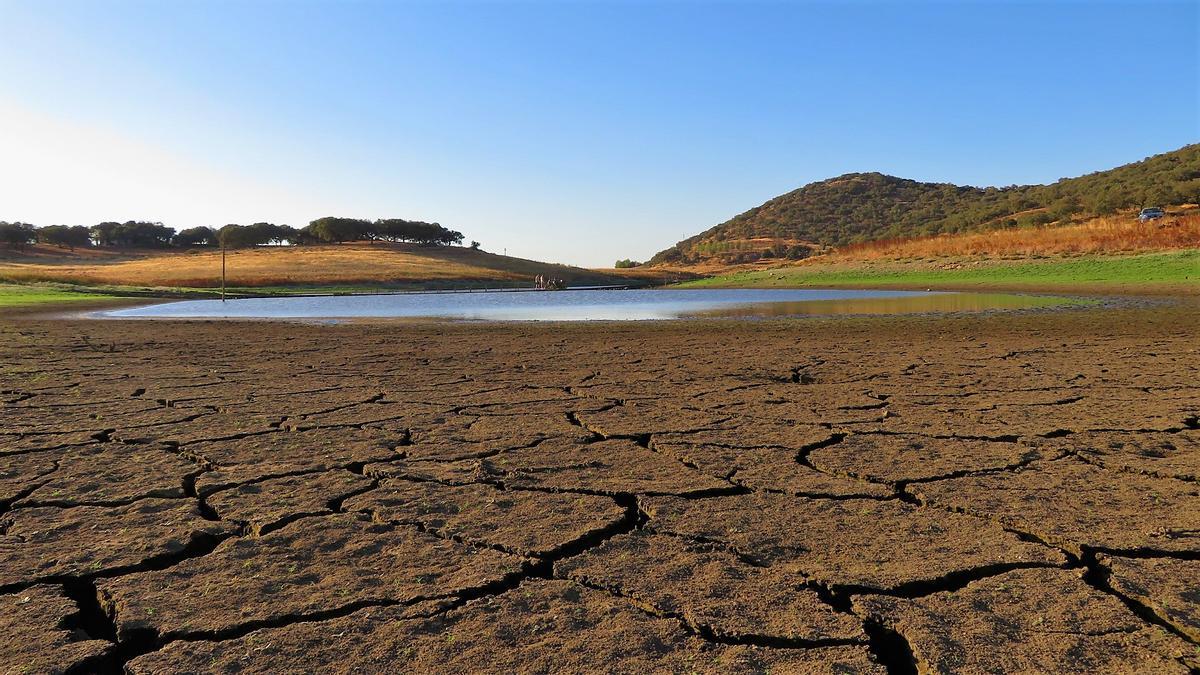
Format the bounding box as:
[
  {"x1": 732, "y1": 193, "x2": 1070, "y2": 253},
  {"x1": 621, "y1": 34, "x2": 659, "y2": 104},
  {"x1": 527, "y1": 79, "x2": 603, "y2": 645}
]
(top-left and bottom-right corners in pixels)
[
  {"x1": 112, "y1": 411, "x2": 278, "y2": 444},
  {"x1": 206, "y1": 469, "x2": 375, "y2": 534},
  {"x1": 653, "y1": 424, "x2": 835, "y2": 453},
  {"x1": 0, "y1": 585, "x2": 111, "y2": 673},
  {"x1": 575, "y1": 403, "x2": 729, "y2": 437},
  {"x1": 643, "y1": 492, "x2": 1064, "y2": 591},
  {"x1": 731, "y1": 454, "x2": 893, "y2": 497},
  {"x1": 98, "y1": 513, "x2": 524, "y2": 640},
  {"x1": 3, "y1": 401, "x2": 165, "y2": 435},
  {"x1": 1101, "y1": 555, "x2": 1200, "y2": 642},
  {"x1": 1067, "y1": 430, "x2": 1200, "y2": 481},
  {"x1": 452, "y1": 388, "x2": 614, "y2": 416},
  {"x1": 16, "y1": 444, "x2": 196, "y2": 506},
  {"x1": 212, "y1": 388, "x2": 381, "y2": 417},
  {"x1": 363, "y1": 458, "x2": 487, "y2": 484},
  {"x1": 558, "y1": 530, "x2": 865, "y2": 642},
  {"x1": 808, "y1": 433, "x2": 1046, "y2": 483},
  {"x1": 126, "y1": 579, "x2": 885, "y2": 674},
  {"x1": 96, "y1": 404, "x2": 213, "y2": 432},
  {"x1": 652, "y1": 430, "x2": 891, "y2": 498},
  {"x1": 870, "y1": 398, "x2": 1194, "y2": 438},
  {"x1": 0, "y1": 431, "x2": 98, "y2": 455},
  {"x1": 346, "y1": 478, "x2": 626, "y2": 556},
  {"x1": 0, "y1": 499, "x2": 232, "y2": 587},
  {"x1": 913, "y1": 457, "x2": 1200, "y2": 555},
  {"x1": 687, "y1": 383, "x2": 885, "y2": 414},
  {"x1": 189, "y1": 428, "x2": 400, "y2": 495},
  {"x1": 855, "y1": 567, "x2": 1196, "y2": 674},
  {"x1": 0, "y1": 449, "x2": 58, "y2": 502},
  {"x1": 285, "y1": 401, "x2": 446, "y2": 430},
  {"x1": 405, "y1": 412, "x2": 592, "y2": 461},
  {"x1": 485, "y1": 438, "x2": 731, "y2": 496}
]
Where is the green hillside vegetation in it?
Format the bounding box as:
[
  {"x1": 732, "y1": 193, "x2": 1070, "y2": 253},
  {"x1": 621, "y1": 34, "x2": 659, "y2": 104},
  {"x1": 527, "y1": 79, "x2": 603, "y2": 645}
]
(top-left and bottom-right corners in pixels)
[{"x1": 651, "y1": 144, "x2": 1200, "y2": 264}]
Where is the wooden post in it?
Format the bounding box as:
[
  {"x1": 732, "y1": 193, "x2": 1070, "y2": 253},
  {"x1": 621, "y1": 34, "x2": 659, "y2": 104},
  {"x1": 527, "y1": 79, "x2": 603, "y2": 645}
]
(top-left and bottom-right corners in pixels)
[{"x1": 221, "y1": 244, "x2": 226, "y2": 302}]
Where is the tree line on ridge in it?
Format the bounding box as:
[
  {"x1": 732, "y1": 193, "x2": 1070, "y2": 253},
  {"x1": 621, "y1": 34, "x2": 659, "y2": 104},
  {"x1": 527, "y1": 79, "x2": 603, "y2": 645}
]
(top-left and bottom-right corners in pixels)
[{"x1": 0, "y1": 217, "x2": 468, "y2": 251}]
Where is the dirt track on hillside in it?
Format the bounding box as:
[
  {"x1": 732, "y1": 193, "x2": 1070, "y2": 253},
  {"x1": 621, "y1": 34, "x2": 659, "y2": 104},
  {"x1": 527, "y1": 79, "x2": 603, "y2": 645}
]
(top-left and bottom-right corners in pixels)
[{"x1": 1, "y1": 303, "x2": 1198, "y2": 673}]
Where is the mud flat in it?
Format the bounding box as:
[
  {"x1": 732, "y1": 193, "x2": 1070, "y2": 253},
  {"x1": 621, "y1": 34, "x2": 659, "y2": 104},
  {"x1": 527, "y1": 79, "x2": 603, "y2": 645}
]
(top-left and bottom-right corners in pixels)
[{"x1": 1, "y1": 299, "x2": 1197, "y2": 673}]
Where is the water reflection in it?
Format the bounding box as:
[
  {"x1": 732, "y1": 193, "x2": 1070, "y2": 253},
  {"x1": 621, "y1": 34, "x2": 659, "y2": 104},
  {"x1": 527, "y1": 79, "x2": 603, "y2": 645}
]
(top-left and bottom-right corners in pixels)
[
  {"x1": 683, "y1": 293, "x2": 1080, "y2": 318},
  {"x1": 102, "y1": 288, "x2": 1081, "y2": 321}
]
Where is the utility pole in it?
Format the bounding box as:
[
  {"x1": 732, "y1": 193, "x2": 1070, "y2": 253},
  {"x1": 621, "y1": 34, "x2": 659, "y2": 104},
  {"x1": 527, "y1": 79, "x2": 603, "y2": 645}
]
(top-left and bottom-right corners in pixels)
[{"x1": 221, "y1": 244, "x2": 227, "y2": 302}]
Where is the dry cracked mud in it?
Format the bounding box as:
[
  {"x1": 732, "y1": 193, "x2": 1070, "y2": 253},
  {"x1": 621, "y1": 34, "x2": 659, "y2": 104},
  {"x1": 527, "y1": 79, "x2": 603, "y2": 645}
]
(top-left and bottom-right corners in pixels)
[
  {"x1": 205, "y1": 469, "x2": 376, "y2": 534},
  {"x1": 854, "y1": 567, "x2": 1197, "y2": 673},
  {"x1": 1100, "y1": 555, "x2": 1200, "y2": 643},
  {"x1": 125, "y1": 579, "x2": 885, "y2": 674},
  {"x1": 14, "y1": 444, "x2": 197, "y2": 507},
  {"x1": 807, "y1": 433, "x2": 1050, "y2": 484},
  {"x1": 1, "y1": 301, "x2": 1198, "y2": 672},
  {"x1": 0, "y1": 585, "x2": 111, "y2": 673},
  {"x1": 0, "y1": 499, "x2": 233, "y2": 588},
  {"x1": 1065, "y1": 429, "x2": 1200, "y2": 482},
  {"x1": 97, "y1": 513, "x2": 525, "y2": 641},
  {"x1": 642, "y1": 491, "x2": 1067, "y2": 590},
  {"x1": 556, "y1": 529, "x2": 867, "y2": 643},
  {"x1": 345, "y1": 478, "x2": 627, "y2": 557},
  {"x1": 911, "y1": 455, "x2": 1200, "y2": 555}
]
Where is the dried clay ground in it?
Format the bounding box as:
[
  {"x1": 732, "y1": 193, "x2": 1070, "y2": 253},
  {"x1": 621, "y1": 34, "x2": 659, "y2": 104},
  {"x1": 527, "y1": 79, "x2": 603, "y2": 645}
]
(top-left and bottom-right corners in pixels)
[{"x1": 2, "y1": 301, "x2": 1199, "y2": 673}]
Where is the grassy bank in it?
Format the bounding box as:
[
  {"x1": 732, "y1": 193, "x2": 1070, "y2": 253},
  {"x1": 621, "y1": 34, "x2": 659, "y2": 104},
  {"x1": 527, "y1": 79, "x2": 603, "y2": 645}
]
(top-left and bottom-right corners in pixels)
[
  {"x1": 673, "y1": 250, "x2": 1199, "y2": 294},
  {"x1": 0, "y1": 284, "x2": 122, "y2": 309}
]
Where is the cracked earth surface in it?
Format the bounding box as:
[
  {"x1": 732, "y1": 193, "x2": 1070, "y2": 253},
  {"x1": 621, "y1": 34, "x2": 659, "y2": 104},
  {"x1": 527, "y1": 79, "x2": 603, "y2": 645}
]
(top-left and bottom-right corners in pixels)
[{"x1": 1, "y1": 303, "x2": 1198, "y2": 673}]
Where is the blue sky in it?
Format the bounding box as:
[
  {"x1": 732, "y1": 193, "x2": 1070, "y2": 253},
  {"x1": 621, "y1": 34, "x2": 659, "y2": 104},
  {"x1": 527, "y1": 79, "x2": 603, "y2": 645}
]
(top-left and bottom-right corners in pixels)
[{"x1": 1, "y1": 1, "x2": 1196, "y2": 266}]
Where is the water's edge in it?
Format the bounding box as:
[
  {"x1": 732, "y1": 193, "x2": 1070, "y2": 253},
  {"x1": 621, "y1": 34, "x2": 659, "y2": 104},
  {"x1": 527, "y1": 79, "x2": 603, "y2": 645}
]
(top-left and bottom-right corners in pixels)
[{"x1": 100, "y1": 289, "x2": 1087, "y2": 322}]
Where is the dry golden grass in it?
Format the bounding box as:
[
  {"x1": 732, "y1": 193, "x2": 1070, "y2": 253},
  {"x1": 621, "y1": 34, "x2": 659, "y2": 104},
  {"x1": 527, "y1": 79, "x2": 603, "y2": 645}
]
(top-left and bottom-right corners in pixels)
[
  {"x1": 0, "y1": 242, "x2": 624, "y2": 288},
  {"x1": 834, "y1": 211, "x2": 1200, "y2": 261}
]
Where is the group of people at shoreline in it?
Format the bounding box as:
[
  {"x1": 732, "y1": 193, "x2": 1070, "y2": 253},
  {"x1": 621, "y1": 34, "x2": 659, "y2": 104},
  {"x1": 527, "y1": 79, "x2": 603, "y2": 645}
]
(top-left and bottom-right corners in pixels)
[{"x1": 534, "y1": 274, "x2": 565, "y2": 290}]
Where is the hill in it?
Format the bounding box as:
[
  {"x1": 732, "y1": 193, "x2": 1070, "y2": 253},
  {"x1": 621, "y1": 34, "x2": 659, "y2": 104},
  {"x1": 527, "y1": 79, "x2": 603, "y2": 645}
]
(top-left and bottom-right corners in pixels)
[
  {"x1": 650, "y1": 144, "x2": 1200, "y2": 264},
  {"x1": 0, "y1": 242, "x2": 650, "y2": 290}
]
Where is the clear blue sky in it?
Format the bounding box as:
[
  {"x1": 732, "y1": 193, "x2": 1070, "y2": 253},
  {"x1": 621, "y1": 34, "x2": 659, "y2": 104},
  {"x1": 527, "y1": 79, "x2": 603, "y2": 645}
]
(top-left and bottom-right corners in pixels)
[{"x1": 1, "y1": 1, "x2": 1196, "y2": 266}]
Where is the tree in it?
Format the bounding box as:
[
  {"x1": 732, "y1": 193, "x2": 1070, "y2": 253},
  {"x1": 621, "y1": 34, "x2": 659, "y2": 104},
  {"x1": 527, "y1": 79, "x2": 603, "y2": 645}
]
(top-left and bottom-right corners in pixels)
[
  {"x1": 92, "y1": 221, "x2": 174, "y2": 248},
  {"x1": 373, "y1": 219, "x2": 463, "y2": 245},
  {"x1": 247, "y1": 222, "x2": 297, "y2": 245},
  {"x1": 308, "y1": 217, "x2": 370, "y2": 243},
  {"x1": 0, "y1": 222, "x2": 37, "y2": 249},
  {"x1": 434, "y1": 224, "x2": 464, "y2": 246},
  {"x1": 469, "y1": 241, "x2": 480, "y2": 250},
  {"x1": 90, "y1": 221, "x2": 121, "y2": 246},
  {"x1": 173, "y1": 226, "x2": 218, "y2": 247},
  {"x1": 217, "y1": 224, "x2": 258, "y2": 249},
  {"x1": 614, "y1": 259, "x2": 640, "y2": 268},
  {"x1": 125, "y1": 221, "x2": 174, "y2": 247},
  {"x1": 291, "y1": 225, "x2": 322, "y2": 245},
  {"x1": 37, "y1": 225, "x2": 92, "y2": 250}
]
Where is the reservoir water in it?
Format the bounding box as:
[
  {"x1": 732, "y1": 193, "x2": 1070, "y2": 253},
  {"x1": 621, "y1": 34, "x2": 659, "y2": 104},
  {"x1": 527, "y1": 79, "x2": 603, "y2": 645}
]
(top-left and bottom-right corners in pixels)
[{"x1": 103, "y1": 288, "x2": 1078, "y2": 321}]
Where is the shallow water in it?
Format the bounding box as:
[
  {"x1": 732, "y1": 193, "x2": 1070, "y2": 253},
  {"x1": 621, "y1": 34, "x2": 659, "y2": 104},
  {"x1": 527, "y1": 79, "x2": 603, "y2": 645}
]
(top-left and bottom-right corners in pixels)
[{"x1": 103, "y1": 288, "x2": 1078, "y2": 321}]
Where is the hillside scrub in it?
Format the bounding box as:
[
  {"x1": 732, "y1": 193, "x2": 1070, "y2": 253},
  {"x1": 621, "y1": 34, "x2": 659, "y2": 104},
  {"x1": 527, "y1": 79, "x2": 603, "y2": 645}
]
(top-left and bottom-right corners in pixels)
[
  {"x1": 834, "y1": 211, "x2": 1200, "y2": 259},
  {"x1": 653, "y1": 144, "x2": 1200, "y2": 263}
]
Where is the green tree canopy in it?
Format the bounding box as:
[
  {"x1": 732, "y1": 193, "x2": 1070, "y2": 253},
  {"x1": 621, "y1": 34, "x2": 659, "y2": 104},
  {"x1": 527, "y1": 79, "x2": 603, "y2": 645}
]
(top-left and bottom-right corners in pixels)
[{"x1": 37, "y1": 225, "x2": 92, "y2": 249}]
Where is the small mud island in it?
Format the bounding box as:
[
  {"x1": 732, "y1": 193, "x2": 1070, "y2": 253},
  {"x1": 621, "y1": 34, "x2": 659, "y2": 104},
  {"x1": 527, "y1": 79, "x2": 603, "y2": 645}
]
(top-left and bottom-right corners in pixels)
[{"x1": 2, "y1": 298, "x2": 1198, "y2": 672}]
